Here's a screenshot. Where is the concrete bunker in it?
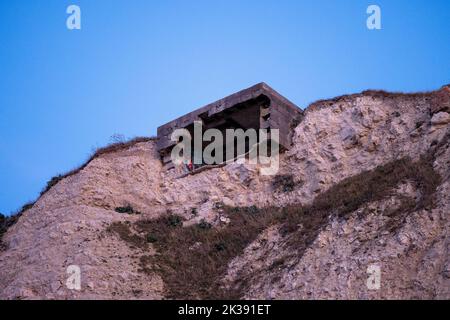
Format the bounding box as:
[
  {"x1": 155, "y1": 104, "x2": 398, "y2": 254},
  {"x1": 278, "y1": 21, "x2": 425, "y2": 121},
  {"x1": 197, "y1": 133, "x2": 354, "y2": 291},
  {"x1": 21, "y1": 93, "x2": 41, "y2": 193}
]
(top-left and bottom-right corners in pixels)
[{"x1": 157, "y1": 83, "x2": 303, "y2": 170}]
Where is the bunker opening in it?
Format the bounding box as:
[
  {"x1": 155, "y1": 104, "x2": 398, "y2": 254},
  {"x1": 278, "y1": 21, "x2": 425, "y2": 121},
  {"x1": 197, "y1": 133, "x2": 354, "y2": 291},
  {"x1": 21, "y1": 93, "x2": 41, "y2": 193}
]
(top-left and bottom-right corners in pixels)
[{"x1": 157, "y1": 83, "x2": 303, "y2": 171}]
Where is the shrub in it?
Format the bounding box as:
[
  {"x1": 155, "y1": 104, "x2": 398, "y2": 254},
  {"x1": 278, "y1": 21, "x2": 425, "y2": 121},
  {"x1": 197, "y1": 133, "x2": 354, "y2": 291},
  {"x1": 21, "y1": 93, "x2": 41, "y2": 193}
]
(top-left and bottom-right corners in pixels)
[
  {"x1": 0, "y1": 214, "x2": 6, "y2": 238},
  {"x1": 115, "y1": 205, "x2": 135, "y2": 214},
  {"x1": 214, "y1": 242, "x2": 226, "y2": 252},
  {"x1": 20, "y1": 202, "x2": 34, "y2": 213},
  {"x1": 146, "y1": 233, "x2": 158, "y2": 243},
  {"x1": 197, "y1": 219, "x2": 212, "y2": 230},
  {"x1": 227, "y1": 206, "x2": 240, "y2": 214},
  {"x1": 0, "y1": 212, "x2": 23, "y2": 251},
  {"x1": 166, "y1": 214, "x2": 183, "y2": 227},
  {"x1": 244, "y1": 205, "x2": 259, "y2": 214},
  {"x1": 272, "y1": 174, "x2": 296, "y2": 192},
  {"x1": 41, "y1": 175, "x2": 64, "y2": 196},
  {"x1": 269, "y1": 257, "x2": 286, "y2": 270}
]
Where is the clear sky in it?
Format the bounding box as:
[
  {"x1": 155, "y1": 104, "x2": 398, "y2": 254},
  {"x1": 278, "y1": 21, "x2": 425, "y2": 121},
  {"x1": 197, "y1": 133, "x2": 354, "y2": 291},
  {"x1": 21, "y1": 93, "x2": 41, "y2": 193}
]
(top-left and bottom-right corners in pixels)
[{"x1": 0, "y1": 0, "x2": 449, "y2": 215}]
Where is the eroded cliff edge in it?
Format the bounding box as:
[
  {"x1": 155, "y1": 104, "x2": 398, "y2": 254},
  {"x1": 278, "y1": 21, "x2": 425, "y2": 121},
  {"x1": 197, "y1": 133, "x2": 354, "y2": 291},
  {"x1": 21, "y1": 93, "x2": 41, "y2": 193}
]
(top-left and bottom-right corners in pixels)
[{"x1": 1, "y1": 86, "x2": 449, "y2": 299}]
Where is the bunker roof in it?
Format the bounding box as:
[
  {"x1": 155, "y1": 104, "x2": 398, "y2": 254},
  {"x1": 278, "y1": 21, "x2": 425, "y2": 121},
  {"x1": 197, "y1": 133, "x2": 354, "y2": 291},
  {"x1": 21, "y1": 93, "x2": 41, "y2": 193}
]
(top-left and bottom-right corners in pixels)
[{"x1": 157, "y1": 82, "x2": 302, "y2": 152}]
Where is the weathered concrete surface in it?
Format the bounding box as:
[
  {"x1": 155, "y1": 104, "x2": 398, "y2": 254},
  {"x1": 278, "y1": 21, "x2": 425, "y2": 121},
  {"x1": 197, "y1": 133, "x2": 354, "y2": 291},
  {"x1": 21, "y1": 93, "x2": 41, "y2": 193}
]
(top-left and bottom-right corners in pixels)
[{"x1": 156, "y1": 82, "x2": 303, "y2": 161}]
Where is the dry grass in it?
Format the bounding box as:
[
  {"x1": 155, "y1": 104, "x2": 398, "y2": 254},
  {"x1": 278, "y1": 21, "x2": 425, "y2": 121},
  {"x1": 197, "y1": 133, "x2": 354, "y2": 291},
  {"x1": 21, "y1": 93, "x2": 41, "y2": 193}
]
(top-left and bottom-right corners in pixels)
[
  {"x1": 107, "y1": 221, "x2": 147, "y2": 250},
  {"x1": 305, "y1": 86, "x2": 448, "y2": 114},
  {"x1": 109, "y1": 146, "x2": 442, "y2": 299},
  {"x1": 272, "y1": 174, "x2": 298, "y2": 193},
  {"x1": 40, "y1": 137, "x2": 155, "y2": 196},
  {"x1": 134, "y1": 207, "x2": 281, "y2": 299},
  {"x1": 0, "y1": 211, "x2": 23, "y2": 251}
]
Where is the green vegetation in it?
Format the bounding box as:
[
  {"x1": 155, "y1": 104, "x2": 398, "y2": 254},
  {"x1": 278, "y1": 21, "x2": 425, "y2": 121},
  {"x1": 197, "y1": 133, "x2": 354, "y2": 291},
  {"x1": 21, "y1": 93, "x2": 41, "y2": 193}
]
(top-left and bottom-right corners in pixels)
[
  {"x1": 166, "y1": 214, "x2": 183, "y2": 227},
  {"x1": 115, "y1": 205, "x2": 141, "y2": 215},
  {"x1": 0, "y1": 212, "x2": 22, "y2": 251},
  {"x1": 146, "y1": 233, "x2": 158, "y2": 243},
  {"x1": 197, "y1": 219, "x2": 212, "y2": 230}
]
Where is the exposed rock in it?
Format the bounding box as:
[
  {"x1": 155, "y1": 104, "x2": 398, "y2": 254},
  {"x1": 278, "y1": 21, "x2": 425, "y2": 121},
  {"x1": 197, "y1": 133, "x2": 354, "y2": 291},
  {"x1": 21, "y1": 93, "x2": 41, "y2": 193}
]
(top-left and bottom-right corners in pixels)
[
  {"x1": 0, "y1": 85, "x2": 449, "y2": 299},
  {"x1": 431, "y1": 111, "x2": 450, "y2": 125}
]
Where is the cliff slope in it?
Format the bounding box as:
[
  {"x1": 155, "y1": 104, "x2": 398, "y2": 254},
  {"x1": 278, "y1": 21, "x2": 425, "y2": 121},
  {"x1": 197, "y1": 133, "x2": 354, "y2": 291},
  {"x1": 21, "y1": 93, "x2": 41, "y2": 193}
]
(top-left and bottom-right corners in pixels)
[{"x1": 1, "y1": 85, "x2": 449, "y2": 299}]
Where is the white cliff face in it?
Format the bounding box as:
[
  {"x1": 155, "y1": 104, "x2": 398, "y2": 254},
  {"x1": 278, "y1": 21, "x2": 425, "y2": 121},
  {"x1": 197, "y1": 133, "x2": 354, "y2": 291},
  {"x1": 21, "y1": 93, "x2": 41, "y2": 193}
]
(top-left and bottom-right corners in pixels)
[
  {"x1": 225, "y1": 179, "x2": 450, "y2": 299},
  {"x1": 0, "y1": 86, "x2": 449, "y2": 299},
  {"x1": 282, "y1": 92, "x2": 446, "y2": 204}
]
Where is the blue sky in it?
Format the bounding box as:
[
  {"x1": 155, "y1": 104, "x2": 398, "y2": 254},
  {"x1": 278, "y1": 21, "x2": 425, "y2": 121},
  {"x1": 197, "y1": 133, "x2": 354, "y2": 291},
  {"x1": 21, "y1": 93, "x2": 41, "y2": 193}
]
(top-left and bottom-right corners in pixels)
[{"x1": 0, "y1": 0, "x2": 449, "y2": 215}]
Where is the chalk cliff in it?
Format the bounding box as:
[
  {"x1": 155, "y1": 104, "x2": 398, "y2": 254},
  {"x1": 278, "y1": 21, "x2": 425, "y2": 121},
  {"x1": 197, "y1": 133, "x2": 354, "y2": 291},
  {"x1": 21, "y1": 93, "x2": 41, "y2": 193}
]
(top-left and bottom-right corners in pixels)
[{"x1": 1, "y1": 85, "x2": 449, "y2": 299}]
